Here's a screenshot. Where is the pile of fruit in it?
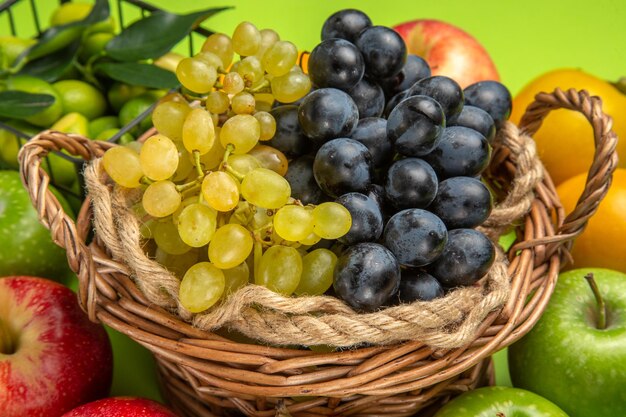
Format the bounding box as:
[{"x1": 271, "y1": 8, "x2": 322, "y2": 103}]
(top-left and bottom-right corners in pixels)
[{"x1": 101, "y1": 9, "x2": 513, "y2": 315}]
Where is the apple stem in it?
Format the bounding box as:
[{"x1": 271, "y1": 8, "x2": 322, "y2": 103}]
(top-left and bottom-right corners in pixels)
[
  {"x1": 584, "y1": 273, "x2": 607, "y2": 330},
  {"x1": 0, "y1": 318, "x2": 15, "y2": 355}
]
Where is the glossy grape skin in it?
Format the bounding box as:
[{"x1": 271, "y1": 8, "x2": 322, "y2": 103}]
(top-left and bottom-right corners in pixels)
[
  {"x1": 384, "y1": 158, "x2": 438, "y2": 210},
  {"x1": 298, "y1": 88, "x2": 359, "y2": 146},
  {"x1": 313, "y1": 138, "x2": 373, "y2": 198},
  {"x1": 248, "y1": 145, "x2": 288, "y2": 176},
  {"x1": 208, "y1": 224, "x2": 254, "y2": 269},
  {"x1": 321, "y1": 9, "x2": 372, "y2": 43},
  {"x1": 335, "y1": 192, "x2": 383, "y2": 245},
  {"x1": 387, "y1": 95, "x2": 445, "y2": 157},
  {"x1": 308, "y1": 39, "x2": 365, "y2": 90},
  {"x1": 355, "y1": 26, "x2": 407, "y2": 79},
  {"x1": 429, "y1": 176, "x2": 493, "y2": 229},
  {"x1": 347, "y1": 77, "x2": 385, "y2": 118},
  {"x1": 103, "y1": 147, "x2": 143, "y2": 188},
  {"x1": 379, "y1": 54, "x2": 431, "y2": 99},
  {"x1": 422, "y1": 126, "x2": 491, "y2": 180},
  {"x1": 408, "y1": 75, "x2": 464, "y2": 120},
  {"x1": 448, "y1": 105, "x2": 496, "y2": 143},
  {"x1": 312, "y1": 202, "x2": 352, "y2": 240},
  {"x1": 333, "y1": 242, "x2": 400, "y2": 312},
  {"x1": 428, "y1": 229, "x2": 495, "y2": 287},
  {"x1": 463, "y1": 80, "x2": 512, "y2": 123},
  {"x1": 383, "y1": 209, "x2": 448, "y2": 267},
  {"x1": 294, "y1": 248, "x2": 337, "y2": 296},
  {"x1": 284, "y1": 155, "x2": 324, "y2": 205},
  {"x1": 255, "y1": 245, "x2": 303, "y2": 295},
  {"x1": 268, "y1": 105, "x2": 311, "y2": 158},
  {"x1": 241, "y1": 168, "x2": 291, "y2": 209},
  {"x1": 397, "y1": 269, "x2": 444, "y2": 303},
  {"x1": 350, "y1": 117, "x2": 393, "y2": 168},
  {"x1": 179, "y1": 262, "x2": 225, "y2": 313},
  {"x1": 383, "y1": 90, "x2": 409, "y2": 118},
  {"x1": 366, "y1": 183, "x2": 392, "y2": 218}
]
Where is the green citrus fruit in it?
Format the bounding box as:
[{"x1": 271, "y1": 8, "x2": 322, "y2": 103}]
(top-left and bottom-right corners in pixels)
[
  {"x1": 49, "y1": 2, "x2": 116, "y2": 34},
  {"x1": 96, "y1": 128, "x2": 135, "y2": 145},
  {"x1": 107, "y1": 82, "x2": 147, "y2": 113},
  {"x1": 5, "y1": 75, "x2": 63, "y2": 127},
  {"x1": 89, "y1": 115, "x2": 119, "y2": 138},
  {"x1": 79, "y1": 32, "x2": 114, "y2": 63},
  {"x1": 53, "y1": 79, "x2": 108, "y2": 120},
  {"x1": 118, "y1": 94, "x2": 156, "y2": 137},
  {"x1": 51, "y1": 112, "x2": 90, "y2": 136},
  {"x1": 0, "y1": 36, "x2": 36, "y2": 69}
]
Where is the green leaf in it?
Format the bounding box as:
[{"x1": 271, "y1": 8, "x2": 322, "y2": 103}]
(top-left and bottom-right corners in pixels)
[
  {"x1": 15, "y1": 0, "x2": 109, "y2": 65},
  {"x1": 0, "y1": 91, "x2": 55, "y2": 118},
  {"x1": 95, "y1": 62, "x2": 180, "y2": 89},
  {"x1": 105, "y1": 6, "x2": 231, "y2": 62},
  {"x1": 19, "y1": 40, "x2": 81, "y2": 82}
]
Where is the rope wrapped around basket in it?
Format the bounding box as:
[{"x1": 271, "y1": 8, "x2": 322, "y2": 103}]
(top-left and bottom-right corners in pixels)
[{"x1": 80, "y1": 113, "x2": 543, "y2": 350}]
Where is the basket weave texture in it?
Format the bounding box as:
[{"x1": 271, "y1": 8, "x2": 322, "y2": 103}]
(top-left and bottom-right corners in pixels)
[{"x1": 18, "y1": 89, "x2": 619, "y2": 417}]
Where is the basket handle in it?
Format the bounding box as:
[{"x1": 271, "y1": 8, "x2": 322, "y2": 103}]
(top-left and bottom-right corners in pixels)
[
  {"x1": 514, "y1": 88, "x2": 619, "y2": 260},
  {"x1": 18, "y1": 131, "x2": 115, "y2": 322}
]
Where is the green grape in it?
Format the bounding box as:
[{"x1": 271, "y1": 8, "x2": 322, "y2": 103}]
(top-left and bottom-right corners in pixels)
[
  {"x1": 179, "y1": 262, "x2": 225, "y2": 313},
  {"x1": 205, "y1": 91, "x2": 230, "y2": 114},
  {"x1": 248, "y1": 145, "x2": 288, "y2": 176},
  {"x1": 152, "y1": 100, "x2": 190, "y2": 141},
  {"x1": 237, "y1": 56, "x2": 264, "y2": 86},
  {"x1": 176, "y1": 57, "x2": 217, "y2": 94},
  {"x1": 139, "y1": 218, "x2": 156, "y2": 239},
  {"x1": 232, "y1": 21, "x2": 261, "y2": 57},
  {"x1": 177, "y1": 203, "x2": 217, "y2": 247},
  {"x1": 155, "y1": 247, "x2": 199, "y2": 278},
  {"x1": 154, "y1": 219, "x2": 192, "y2": 255},
  {"x1": 182, "y1": 108, "x2": 215, "y2": 155},
  {"x1": 254, "y1": 28, "x2": 280, "y2": 60},
  {"x1": 102, "y1": 146, "x2": 143, "y2": 188},
  {"x1": 201, "y1": 33, "x2": 233, "y2": 69},
  {"x1": 231, "y1": 92, "x2": 256, "y2": 115},
  {"x1": 172, "y1": 196, "x2": 198, "y2": 225},
  {"x1": 263, "y1": 41, "x2": 298, "y2": 77},
  {"x1": 222, "y1": 72, "x2": 245, "y2": 95},
  {"x1": 254, "y1": 95, "x2": 274, "y2": 113},
  {"x1": 199, "y1": 130, "x2": 225, "y2": 170},
  {"x1": 202, "y1": 171, "x2": 240, "y2": 212},
  {"x1": 273, "y1": 204, "x2": 314, "y2": 242},
  {"x1": 223, "y1": 262, "x2": 250, "y2": 296},
  {"x1": 255, "y1": 245, "x2": 302, "y2": 295},
  {"x1": 140, "y1": 134, "x2": 179, "y2": 181},
  {"x1": 241, "y1": 168, "x2": 291, "y2": 209},
  {"x1": 313, "y1": 202, "x2": 352, "y2": 239},
  {"x1": 270, "y1": 71, "x2": 311, "y2": 103},
  {"x1": 172, "y1": 140, "x2": 194, "y2": 182},
  {"x1": 299, "y1": 231, "x2": 321, "y2": 246},
  {"x1": 294, "y1": 249, "x2": 337, "y2": 296},
  {"x1": 124, "y1": 141, "x2": 142, "y2": 154},
  {"x1": 196, "y1": 51, "x2": 223, "y2": 70},
  {"x1": 253, "y1": 111, "x2": 276, "y2": 141},
  {"x1": 220, "y1": 114, "x2": 260, "y2": 154},
  {"x1": 142, "y1": 180, "x2": 181, "y2": 218},
  {"x1": 251, "y1": 205, "x2": 274, "y2": 230},
  {"x1": 227, "y1": 154, "x2": 261, "y2": 176},
  {"x1": 208, "y1": 224, "x2": 254, "y2": 269}
]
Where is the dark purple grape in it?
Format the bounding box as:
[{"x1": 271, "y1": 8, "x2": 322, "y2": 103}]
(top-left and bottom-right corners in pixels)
[
  {"x1": 387, "y1": 95, "x2": 445, "y2": 156},
  {"x1": 383, "y1": 209, "x2": 448, "y2": 267},
  {"x1": 298, "y1": 88, "x2": 359, "y2": 146},
  {"x1": 355, "y1": 26, "x2": 407, "y2": 79},
  {"x1": 449, "y1": 105, "x2": 496, "y2": 143},
  {"x1": 321, "y1": 9, "x2": 372, "y2": 43},
  {"x1": 422, "y1": 126, "x2": 491, "y2": 179},
  {"x1": 428, "y1": 229, "x2": 495, "y2": 287},
  {"x1": 383, "y1": 90, "x2": 409, "y2": 118},
  {"x1": 384, "y1": 158, "x2": 438, "y2": 210},
  {"x1": 335, "y1": 192, "x2": 383, "y2": 245},
  {"x1": 407, "y1": 75, "x2": 464, "y2": 120},
  {"x1": 348, "y1": 77, "x2": 385, "y2": 118},
  {"x1": 268, "y1": 105, "x2": 311, "y2": 157},
  {"x1": 366, "y1": 183, "x2": 393, "y2": 217},
  {"x1": 333, "y1": 242, "x2": 400, "y2": 312},
  {"x1": 379, "y1": 54, "x2": 431, "y2": 99},
  {"x1": 350, "y1": 117, "x2": 393, "y2": 168},
  {"x1": 284, "y1": 155, "x2": 324, "y2": 205},
  {"x1": 308, "y1": 39, "x2": 365, "y2": 90},
  {"x1": 313, "y1": 138, "x2": 372, "y2": 198},
  {"x1": 397, "y1": 270, "x2": 444, "y2": 303},
  {"x1": 429, "y1": 176, "x2": 493, "y2": 229},
  {"x1": 463, "y1": 80, "x2": 512, "y2": 123}
]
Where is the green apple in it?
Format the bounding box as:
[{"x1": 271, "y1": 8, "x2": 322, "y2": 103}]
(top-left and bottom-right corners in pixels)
[
  {"x1": 509, "y1": 268, "x2": 626, "y2": 417},
  {"x1": 433, "y1": 386, "x2": 569, "y2": 417},
  {"x1": 0, "y1": 170, "x2": 72, "y2": 281}
]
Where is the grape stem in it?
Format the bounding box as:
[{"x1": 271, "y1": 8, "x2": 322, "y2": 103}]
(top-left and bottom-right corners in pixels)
[
  {"x1": 139, "y1": 176, "x2": 154, "y2": 186},
  {"x1": 584, "y1": 273, "x2": 607, "y2": 330},
  {"x1": 192, "y1": 150, "x2": 204, "y2": 178},
  {"x1": 247, "y1": 79, "x2": 271, "y2": 94},
  {"x1": 224, "y1": 164, "x2": 244, "y2": 181},
  {"x1": 253, "y1": 240, "x2": 263, "y2": 282},
  {"x1": 213, "y1": 82, "x2": 224, "y2": 89}
]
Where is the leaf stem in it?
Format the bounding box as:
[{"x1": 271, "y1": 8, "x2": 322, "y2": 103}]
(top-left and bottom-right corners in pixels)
[{"x1": 584, "y1": 273, "x2": 607, "y2": 330}]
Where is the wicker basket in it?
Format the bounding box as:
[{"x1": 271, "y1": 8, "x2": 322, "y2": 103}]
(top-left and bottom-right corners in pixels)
[{"x1": 18, "y1": 88, "x2": 618, "y2": 417}]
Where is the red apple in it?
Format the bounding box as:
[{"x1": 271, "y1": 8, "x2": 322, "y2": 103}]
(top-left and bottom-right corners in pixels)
[
  {"x1": 0, "y1": 276, "x2": 113, "y2": 417},
  {"x1": 61, "y1": 397, "x2": 180, "y2": 417},
  {"x1": 393, "y1": 19, "x2": 499, "y2": 88}
]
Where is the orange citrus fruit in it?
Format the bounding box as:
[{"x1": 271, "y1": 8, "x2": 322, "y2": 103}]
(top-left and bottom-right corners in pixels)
[
  {"x1": 557, "y1": 168, "x2": 626, "y2": 273},
  {"x1": 510, "y1": 69, "x2": 626, "y2": 186}
]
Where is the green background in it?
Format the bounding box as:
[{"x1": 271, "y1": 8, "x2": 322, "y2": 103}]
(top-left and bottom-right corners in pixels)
[{"x1": 2, "y1": 0, "x2": 624, "y2": 408}]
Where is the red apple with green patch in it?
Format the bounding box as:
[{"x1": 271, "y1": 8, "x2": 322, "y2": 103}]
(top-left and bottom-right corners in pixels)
[
  {"x1": 61, "y1": 397, "x2": 180, "y2": 417},
  {"x1": 393, "y1": 19, "x2": 499, "y2": 89},
  {"x1": 0, "y1": 276, "x2": 113, "y2": 417}
]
